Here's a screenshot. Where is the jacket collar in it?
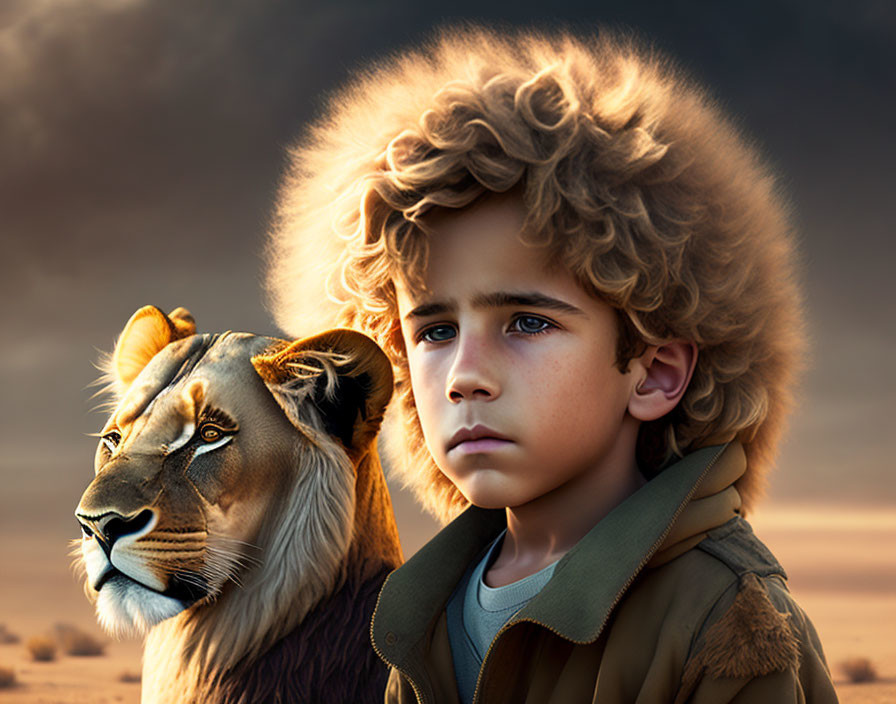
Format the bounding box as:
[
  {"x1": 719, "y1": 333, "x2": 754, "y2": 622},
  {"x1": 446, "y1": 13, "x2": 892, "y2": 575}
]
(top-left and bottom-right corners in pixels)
[{"x1": 371, "y1": 442, "x2": 744, "y2": 668}]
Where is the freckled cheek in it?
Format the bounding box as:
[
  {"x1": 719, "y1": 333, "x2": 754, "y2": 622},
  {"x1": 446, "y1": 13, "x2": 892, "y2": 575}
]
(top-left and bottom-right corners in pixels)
[
  {"x1": 519, "y1": 357, "x2": 612, "y2": 434},
  {"x1": 515, "y1": 353, "x2": 571, "y2": 401},
  {"x1": 408, "y1": 353, "x2": 445, "y2": 408},
  {"x1": 407, "y1": 354, "x2": 450, "y2": 455},
  {"x1": 529, "y1": 375, "x2": 580, "y2": 433}
]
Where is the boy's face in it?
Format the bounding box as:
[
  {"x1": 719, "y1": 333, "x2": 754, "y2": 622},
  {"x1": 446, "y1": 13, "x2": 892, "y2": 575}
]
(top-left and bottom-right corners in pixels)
[{"x1": 394, "y1": 192, "x2": 643, "y2": 510}]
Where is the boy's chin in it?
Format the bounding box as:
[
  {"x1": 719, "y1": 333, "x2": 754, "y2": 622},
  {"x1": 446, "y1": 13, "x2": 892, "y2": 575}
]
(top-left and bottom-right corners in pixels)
[{"x1": 452, "y1": 473, "x2": 534, "y2": 511}]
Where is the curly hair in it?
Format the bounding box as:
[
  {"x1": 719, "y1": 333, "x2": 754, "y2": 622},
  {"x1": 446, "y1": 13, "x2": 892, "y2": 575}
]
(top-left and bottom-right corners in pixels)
[{"x1": 266, "y1": 25, "x2": 804, "y2": 522}]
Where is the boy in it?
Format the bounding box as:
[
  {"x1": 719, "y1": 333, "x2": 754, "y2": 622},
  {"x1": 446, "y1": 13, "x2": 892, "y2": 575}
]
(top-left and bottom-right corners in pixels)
[{"x1": 267, "y1": 27, "x2": 838, "y2": 703}]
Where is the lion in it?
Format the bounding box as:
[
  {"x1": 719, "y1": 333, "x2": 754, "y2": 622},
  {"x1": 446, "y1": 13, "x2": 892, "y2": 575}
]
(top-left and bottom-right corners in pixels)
[{"x1": 74, "y1": 305, "x2": 403, "y2": 703}]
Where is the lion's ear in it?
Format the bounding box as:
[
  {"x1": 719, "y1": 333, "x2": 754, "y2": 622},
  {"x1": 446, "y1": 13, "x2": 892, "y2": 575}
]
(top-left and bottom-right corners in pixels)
[
  {"x1": 252, "y1": 329, "x2": 393, "y2": 457},
  {"x1": 112, "y1": 306, "x2": 197, "y2": 391},
  {"x1": 166, "y1": 306, "x2": 197, "y2": 338}
]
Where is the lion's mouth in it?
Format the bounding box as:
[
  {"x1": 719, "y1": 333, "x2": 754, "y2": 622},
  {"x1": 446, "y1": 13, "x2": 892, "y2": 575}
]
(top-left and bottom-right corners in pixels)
[
  {"x1": 165, "y1": 572, "x2": 211, "y2": 603},
  {"x1": 94, "y1": 566, "x2": 210, "y2": 605},
  {"x1": 93, "y1": 565, "x2": 117, "y2": 592}
]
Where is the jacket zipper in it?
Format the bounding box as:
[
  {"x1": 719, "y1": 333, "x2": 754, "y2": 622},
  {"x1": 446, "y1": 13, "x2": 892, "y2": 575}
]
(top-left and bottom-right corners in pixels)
[
  {"x1": 469, "y1": 445, "x2": 728, "y2": 704},
  {"x1": 369, "y1": 575, "x2": 430, "y2": 704}
]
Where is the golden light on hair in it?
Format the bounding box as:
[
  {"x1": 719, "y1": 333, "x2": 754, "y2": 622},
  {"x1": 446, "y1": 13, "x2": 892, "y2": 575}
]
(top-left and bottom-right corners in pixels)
[{"x1": 266, "y1": 26, "x2": 803, "y2": 521}]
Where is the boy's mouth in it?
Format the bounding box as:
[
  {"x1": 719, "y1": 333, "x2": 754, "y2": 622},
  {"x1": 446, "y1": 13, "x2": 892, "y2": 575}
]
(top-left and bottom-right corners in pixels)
[{"x1": 447, "y1": 425, "x2": 512, "y2": 453}]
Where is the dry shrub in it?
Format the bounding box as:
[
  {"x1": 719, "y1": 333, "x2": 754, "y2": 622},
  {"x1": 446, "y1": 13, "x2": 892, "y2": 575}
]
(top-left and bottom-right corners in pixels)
[
  {"x1": 119, "y1": 670, "x2": 141, "y2": 683},
  {"x1": 840, "y1": 656, "x2": 878, "y2": 683},
  {"x1": 0, "y1": 624, "x2": 19, "y2": 644},
  {"x1": 25, "y1": 635, "x2": 56, "y2": 662},
  {"x1": 53, "y1": 623, "x2": 106, "y2": 656},
  {"x1": 0, "y1": 665, "x2": 15, "y2": 688}
]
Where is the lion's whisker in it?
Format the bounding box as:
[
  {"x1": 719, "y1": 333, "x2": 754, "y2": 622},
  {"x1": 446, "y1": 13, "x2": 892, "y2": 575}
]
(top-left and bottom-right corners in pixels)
[{"x1": 208, "y1": 534, "x2": 264, "y2": 554}]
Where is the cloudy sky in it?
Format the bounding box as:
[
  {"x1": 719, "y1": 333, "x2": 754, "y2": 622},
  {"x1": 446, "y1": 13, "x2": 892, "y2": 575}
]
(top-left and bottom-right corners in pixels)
[{"x1": 2, "y1": 0, "x2": 894, "y2": 543}]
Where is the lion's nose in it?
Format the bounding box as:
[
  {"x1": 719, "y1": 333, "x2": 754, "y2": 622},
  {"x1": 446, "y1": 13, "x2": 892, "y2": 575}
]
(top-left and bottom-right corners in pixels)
[{"x1": 76, "y1": 509, "x2": 156, "y2": 554}]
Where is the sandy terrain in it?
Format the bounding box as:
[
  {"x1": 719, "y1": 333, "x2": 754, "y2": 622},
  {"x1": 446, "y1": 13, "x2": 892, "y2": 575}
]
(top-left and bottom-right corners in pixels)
[
  {"x1": 0, "y1": 639, "x2": 142, "y2": 704},
  {"x1": 1, "y1": 503, "x2": 892, "y2": 702},
  {"x1": 748, "y1": 506, "x2": 896, "y2": 703}
]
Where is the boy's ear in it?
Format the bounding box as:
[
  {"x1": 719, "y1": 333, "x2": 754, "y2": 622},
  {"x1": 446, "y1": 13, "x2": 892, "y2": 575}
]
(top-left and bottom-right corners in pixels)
[{"x1": 628, "y1": 341, "x2": 697, "y2": 422}]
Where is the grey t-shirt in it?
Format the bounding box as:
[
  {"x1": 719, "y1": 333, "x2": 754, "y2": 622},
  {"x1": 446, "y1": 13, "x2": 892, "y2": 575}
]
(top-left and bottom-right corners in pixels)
[{"x1": 446, "y1": 531, "x2": 559, "y2": 704}]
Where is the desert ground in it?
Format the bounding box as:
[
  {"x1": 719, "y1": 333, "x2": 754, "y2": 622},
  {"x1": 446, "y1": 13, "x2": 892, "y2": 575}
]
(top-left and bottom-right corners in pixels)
[{"x1": 1, "y1": 501, "x2": 892, "y2": 703}]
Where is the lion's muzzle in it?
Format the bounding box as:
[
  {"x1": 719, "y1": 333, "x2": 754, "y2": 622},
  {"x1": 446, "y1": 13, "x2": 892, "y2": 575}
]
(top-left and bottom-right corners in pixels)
[{"x1": 76, "y1": 507, "x2": 156, "y2": 559}]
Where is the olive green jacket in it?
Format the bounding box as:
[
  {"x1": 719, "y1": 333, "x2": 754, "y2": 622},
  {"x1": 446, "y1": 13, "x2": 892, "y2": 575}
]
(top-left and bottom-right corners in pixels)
[{"x1": 370, "y1": 443, "x2": 838, "y2": 703}]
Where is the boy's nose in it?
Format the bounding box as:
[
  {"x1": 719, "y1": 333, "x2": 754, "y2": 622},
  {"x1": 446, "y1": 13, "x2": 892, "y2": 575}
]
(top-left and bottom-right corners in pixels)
[{"x1": 445, "y1": 334, "x2": 500, "y2": 402}]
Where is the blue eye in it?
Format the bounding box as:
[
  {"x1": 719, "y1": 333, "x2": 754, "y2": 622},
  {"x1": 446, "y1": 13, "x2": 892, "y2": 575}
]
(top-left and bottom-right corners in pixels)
[
  {"x1": 511, "y1": 316, "x2": 554, "y2": 335},
  {"x1": 419, "y1": 324, "x2": 456, "y2": 343}
]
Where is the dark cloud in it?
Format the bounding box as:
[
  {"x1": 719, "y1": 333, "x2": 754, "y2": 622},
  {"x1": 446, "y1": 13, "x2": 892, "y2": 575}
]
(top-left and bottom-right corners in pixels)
[{"x1": 1, "y1": 0, "x2": 893, "y2": 508}]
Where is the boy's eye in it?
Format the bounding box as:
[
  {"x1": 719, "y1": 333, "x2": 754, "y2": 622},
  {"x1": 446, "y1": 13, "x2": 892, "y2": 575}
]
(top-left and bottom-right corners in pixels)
[
  {"x1": 419, "y1": 324, "x2": 456, "y2": 343},
  {"x1": 510, "y1": 315, "x2": 554, "y2": 335}
]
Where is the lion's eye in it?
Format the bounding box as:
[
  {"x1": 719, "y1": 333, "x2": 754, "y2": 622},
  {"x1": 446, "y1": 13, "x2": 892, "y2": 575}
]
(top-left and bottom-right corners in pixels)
[
  {"x1": 101, "y1": 430, "x2": 121, "y2": 453},
  {"x1": 199, "y1": 424, "x2": 222, "y2": 443}
]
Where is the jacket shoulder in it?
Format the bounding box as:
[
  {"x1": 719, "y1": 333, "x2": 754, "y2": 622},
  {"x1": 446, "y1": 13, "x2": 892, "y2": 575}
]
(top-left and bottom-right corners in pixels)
[
  {"x1": 674, "y1": 518, "x2": 836, "y2": 702},
  {"x1": 695, "y1": 516, "x2": 786, "y2": 580},
  {"x1": 623, "y1": 517, "x2": 789, "y2": 645},
  {"x1": 686, "y1": 518, "x2": 798, "y2": 679}
]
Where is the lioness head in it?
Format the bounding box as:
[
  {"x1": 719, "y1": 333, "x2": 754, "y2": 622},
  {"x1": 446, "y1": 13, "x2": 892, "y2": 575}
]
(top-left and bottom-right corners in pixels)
[{"x1": 75, "y1": 305, "x2": 392, "y2": 637}]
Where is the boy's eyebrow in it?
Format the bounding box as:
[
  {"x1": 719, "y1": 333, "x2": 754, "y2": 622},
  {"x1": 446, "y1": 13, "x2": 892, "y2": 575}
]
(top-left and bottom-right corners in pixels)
[
  {"x1": 404, "y1": 301, "x2": 454, "y2": 319},
  {"x1": 403, "y1": 291, "x2": 586, "y2": 319},
  {"x1": 473, "y1": 291, "x2": 586, "y2": 315}
]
